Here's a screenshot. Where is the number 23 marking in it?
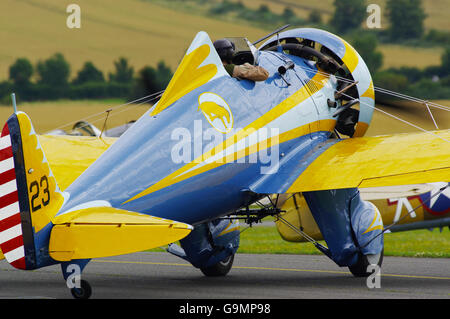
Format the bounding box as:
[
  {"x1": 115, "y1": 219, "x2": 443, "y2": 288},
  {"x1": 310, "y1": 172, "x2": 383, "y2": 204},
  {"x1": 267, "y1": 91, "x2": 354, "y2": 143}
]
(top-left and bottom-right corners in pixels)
[{"x1": 29, "y1": 175, "x2": 50, "y2": 212}]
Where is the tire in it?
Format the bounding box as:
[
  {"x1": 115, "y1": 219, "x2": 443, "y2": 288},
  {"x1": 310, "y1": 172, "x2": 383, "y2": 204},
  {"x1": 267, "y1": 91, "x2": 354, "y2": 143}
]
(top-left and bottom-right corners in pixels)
[
  {"x1": 348, "y1": 249, "x2": 384, "y2": 278},
  {"x1": 200, "y1": 254, "x2": 234, "y2": 277},
  {"x1": 70, "y1": 279, "x2": 92, "y2": 299}
]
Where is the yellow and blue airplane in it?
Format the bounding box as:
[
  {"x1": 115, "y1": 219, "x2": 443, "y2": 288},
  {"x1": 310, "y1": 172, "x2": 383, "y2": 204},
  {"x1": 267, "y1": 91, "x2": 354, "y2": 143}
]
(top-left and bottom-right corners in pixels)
[{"x1": 0, "y1": 27, "x2": 449, "y2": 298}]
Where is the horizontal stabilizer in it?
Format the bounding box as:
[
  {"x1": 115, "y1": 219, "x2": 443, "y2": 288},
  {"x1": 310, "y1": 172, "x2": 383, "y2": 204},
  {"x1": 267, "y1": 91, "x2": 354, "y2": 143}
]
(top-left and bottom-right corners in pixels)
[
  {"x1": 39, "y1": 135, "x2": 116, "y2": 191},
  {"x1": 49, "y1": 207, "x2": 192, "y2": 261}
]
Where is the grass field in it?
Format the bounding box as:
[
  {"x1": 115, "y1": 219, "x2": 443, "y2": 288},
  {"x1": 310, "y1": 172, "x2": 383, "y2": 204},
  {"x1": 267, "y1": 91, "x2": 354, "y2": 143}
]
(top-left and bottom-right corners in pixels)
[
  {"x1": 0, "y1": 99, "x2": 147, "y2": 134},
  {"x1": 0, "y1": 0, "x2": 448, "y2": 83},
  {"x1": 149, "y1": 226, "x2": 450, "y2": 258},
  {"x1": 379, "y1": 44, "x2": 444, "y2": 70},
  {"x1": 365, "y1": 101, "x2": 450, "y2": 136},
  {"x1": 238, "y1": 226, "x2": 450, "y2": 258},
  {"x1": 241, "y1": 0, "x2": 450, "y2": 32},
  {"x1": 0, "y1": 0, "x2": 266, "y2": 80}
]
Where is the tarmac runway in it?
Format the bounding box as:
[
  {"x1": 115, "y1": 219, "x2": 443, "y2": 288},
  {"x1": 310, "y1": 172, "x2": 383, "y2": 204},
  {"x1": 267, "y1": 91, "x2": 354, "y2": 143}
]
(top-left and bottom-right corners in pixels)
[{"x1": 0, "y1": 252, "x2": 449, "y2": 299}]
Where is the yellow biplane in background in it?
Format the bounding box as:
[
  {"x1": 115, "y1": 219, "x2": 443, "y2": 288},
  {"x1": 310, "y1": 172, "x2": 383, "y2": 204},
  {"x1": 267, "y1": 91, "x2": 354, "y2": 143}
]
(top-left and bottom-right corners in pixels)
[{"x1": 277, "y1": 183, "x2": 450, "y2": 244}]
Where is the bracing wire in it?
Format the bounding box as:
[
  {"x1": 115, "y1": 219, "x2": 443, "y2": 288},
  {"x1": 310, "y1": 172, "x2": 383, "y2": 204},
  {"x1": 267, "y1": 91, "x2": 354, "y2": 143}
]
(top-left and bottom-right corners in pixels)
[
  {"x1": 43, "y1": 62, "x2": 449, "y2": 142},
  {"x1": 295, "y1": 65, "x2": 450, "y2": 143},
  {"x1": 295, "y1": 64, "x2": 450, "y2": 112},
  {"x1": 59, "y1": 93, "x2": 163, "y2": 135},
  {"x1": 44, "y1": 90, "x2": 164, "y2": 134}
]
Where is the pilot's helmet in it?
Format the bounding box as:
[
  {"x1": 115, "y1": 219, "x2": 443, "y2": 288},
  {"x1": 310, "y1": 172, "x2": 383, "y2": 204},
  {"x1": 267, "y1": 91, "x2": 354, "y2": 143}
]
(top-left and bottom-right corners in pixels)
[{"x1": 213, "y1": 39, "x2": 235, "y2": 63}]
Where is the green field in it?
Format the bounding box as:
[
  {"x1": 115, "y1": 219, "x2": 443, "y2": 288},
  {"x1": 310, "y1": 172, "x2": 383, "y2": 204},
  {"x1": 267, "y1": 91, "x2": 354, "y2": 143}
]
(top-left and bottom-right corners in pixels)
[
  {"x1": 1, "y1": 0, "x2": 448, "y2": 82},
  {"x1": 149, "y1": 226, "x2": 450, "y2": 258},
  {"x1": 238, "y1": 226, "x2": 450, "y2": 258},
  {"x1": 239, "y1": 0, "x2": 450, "y2": 32},
  {"x1": 0, "y1": 0, "x2": 266, "y2": 80},
  {"x1": 0, "y1": 99, "x2": 148, "y2": 134}
]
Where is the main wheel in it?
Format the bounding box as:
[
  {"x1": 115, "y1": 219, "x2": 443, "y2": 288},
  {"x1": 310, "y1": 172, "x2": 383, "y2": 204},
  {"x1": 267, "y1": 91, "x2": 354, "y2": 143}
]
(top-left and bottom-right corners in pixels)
[
  {"x1": 348, "y1": 249, "x2": 384, "y2": 277},
  {"x1": 70, "y1": 279, "x2": 92, "y2": 299},
  {"x1": 200, "y1": 254, "x2": 234, "y2": 277}
]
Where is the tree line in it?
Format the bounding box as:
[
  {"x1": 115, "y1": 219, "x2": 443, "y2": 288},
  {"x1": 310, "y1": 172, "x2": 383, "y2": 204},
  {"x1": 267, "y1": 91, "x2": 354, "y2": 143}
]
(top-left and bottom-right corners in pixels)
[{"x1": 0, "y1": 54, "x2": 173, "y2": 105}]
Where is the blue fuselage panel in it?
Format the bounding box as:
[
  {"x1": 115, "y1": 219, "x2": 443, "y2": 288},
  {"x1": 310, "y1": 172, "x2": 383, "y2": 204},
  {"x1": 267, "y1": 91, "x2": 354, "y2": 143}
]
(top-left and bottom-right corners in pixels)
[{"x1": 59, "y1": 51, "x2": 332, "y2": 225}]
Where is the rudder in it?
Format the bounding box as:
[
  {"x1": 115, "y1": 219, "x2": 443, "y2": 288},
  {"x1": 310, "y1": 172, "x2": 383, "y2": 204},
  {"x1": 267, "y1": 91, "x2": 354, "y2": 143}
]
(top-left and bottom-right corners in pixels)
[{"x1": 0, "y1": 112, "x2": 64, "y2": 269}]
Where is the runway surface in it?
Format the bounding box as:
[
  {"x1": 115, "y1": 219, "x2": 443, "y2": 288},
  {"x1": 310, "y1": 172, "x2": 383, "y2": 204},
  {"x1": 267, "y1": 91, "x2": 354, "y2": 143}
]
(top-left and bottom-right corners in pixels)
[{"x1": 0, "y1": 252, "x2": 449, "y2": 299}]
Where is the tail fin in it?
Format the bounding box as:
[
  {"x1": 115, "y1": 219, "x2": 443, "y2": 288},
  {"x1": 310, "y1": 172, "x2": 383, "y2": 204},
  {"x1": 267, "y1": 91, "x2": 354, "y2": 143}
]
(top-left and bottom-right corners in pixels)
[{"x1": 0, "y1": 112, "x2": 64, "y2": 269}]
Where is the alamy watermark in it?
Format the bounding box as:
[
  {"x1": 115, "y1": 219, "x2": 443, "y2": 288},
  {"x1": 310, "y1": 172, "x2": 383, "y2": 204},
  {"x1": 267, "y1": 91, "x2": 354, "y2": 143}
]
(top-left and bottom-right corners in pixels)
[
  {"x1": 171, "y1": 121, "x2": 280, "y2": 175},
  {"x1": 66, "y1": 4, "x2": 81, "y2": 29},
  {"x1": 66, "y1": 263, "x2": 81, "y2": 289},
  {"x1": 366, "y1": 4, "x2": 382, "y2": 29},
  {"x1": 366, "y1": 264, "x2": 381, "y2": 289}
]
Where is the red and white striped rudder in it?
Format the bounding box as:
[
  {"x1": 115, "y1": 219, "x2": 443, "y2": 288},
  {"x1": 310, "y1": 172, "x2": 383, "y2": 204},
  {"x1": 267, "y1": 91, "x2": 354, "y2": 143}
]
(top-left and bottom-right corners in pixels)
[{"x1": 0, "y1": 123, "x2": 27, "y2": 269}]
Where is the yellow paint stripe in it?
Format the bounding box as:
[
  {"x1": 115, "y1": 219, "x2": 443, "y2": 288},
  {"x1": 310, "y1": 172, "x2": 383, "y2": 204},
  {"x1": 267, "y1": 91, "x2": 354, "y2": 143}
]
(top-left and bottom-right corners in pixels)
[
  {"x1": 151, "y1": 44, "x2": 217, "y2": 116},
  {"x1": 218, "y1": 226, "x2": 240, "y2": 237},
  {"x1": 124, "y1": 72, "x2": 330, "y2": 204},
  {"x1": 362, "y1": 206, "x2": 383, "y2": 235},
  {"x1": 92, "y1": 259, "x2": 450, "y2": 280},
  {"x1": 342, "y1": 40, "x2": 359, "y2": 73},
  {"x1": 361, "y1": 81, "x2": 375, "y2": 100},
  {"x1": 353, "y1": 121, "x2": 369, "y2": 137}
]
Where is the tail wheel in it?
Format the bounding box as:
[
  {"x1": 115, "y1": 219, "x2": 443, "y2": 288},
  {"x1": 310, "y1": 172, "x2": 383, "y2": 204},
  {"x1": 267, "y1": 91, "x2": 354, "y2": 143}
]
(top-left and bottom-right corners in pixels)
[
  {"x1": 200, "y1": 254, "x2": 234, "y2": 277},
  {"x1": 70, "y1": 279, "x2": 92, "y2": 299},
  {"x1": 348, "y1": 249, "x2": 384, "y2": 278}
]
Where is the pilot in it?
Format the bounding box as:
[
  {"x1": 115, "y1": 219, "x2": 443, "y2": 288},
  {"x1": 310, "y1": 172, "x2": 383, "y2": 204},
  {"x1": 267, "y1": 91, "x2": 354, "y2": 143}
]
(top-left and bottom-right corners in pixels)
[{"x1": 213, "y1": 39, "x2": 269, "y2": 82}]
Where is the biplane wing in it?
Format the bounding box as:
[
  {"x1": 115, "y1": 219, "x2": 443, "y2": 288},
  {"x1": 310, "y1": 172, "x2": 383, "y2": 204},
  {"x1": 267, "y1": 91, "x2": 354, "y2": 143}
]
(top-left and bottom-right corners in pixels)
[
  {"x1": 37, "y1": 135, "x2": 116, "y2": 190},
  {"x1": 250, "y1": 129, "x2": 450, "y2": 194}
]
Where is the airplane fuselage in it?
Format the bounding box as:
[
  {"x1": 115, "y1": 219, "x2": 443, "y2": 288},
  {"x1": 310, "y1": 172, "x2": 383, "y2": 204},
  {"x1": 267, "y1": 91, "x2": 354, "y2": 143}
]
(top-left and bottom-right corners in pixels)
[{"x1": 58, "y1": 51, "x2": 338, "y2": 225}]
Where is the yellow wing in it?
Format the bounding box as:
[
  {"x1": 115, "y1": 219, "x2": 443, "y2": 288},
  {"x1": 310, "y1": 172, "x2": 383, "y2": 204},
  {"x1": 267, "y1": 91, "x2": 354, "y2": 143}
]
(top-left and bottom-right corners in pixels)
[
  {"x1": 286, "y1": 129, "x2": 450, "y2": 192},
  {"x1": 39, "y1": 135, "x2": 116, "y2": 190}
]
